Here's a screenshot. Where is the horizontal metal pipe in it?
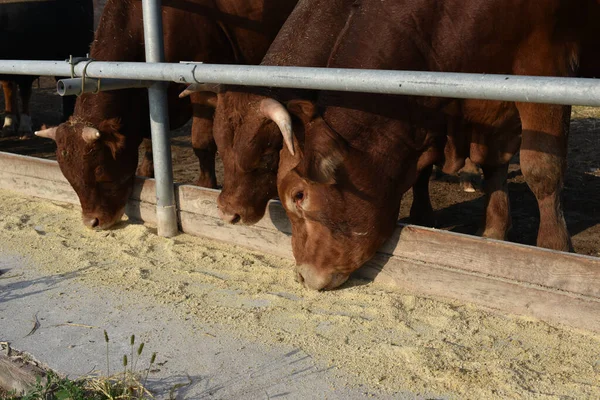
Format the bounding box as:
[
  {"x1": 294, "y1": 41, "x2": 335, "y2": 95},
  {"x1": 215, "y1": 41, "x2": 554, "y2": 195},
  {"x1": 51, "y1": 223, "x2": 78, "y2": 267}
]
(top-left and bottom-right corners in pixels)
[
  {"x1": 56, "y1": 78, "x2": 153, "y2": 96},
  {"x1": 0, "y1": 60, "x2": 598, "y2": 106},
  {"x1": 0, "y1": 60, "x2": 197, "y2": 84}
]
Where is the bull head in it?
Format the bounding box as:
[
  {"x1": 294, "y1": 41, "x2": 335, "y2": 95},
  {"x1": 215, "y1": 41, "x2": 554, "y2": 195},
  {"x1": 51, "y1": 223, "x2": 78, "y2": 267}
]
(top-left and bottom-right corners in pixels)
[{"x1": 179, "y1": 83, "x2": 296, "y2": 155}]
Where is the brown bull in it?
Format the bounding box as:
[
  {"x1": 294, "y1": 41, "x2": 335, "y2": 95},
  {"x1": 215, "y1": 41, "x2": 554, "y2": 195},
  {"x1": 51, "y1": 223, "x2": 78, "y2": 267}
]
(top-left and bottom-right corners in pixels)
[
  {"x1": 180, "y1": 0, "x2": 358, "y2": 225},
  {"x1": 183, "y1": 0, "x2": 484, "y2": 229},
  {"x1": 272, "y1": 0, "x2": 600, "y2": 290},
  {"x1": 35, "y1": 0, "x2": 298, "y2": 229}
]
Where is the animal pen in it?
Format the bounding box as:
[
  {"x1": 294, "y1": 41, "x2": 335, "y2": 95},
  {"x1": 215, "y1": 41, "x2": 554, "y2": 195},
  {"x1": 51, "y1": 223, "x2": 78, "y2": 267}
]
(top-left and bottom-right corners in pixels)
[{"x1": 0, "y1": 0, "x2": 599, "y2": 335}]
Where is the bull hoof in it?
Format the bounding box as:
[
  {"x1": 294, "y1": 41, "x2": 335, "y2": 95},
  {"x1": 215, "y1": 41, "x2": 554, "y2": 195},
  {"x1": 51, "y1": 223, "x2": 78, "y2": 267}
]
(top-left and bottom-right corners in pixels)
[
  {"x1": 460, "y1": 172, "x2": 480, "y2": 193},
  {"x1": 411, "y1": 215, "x2": 436, "y2": 228},
  {"x1": 17, "y1": 114, "x2": 33, "y2": 139},
  {"x1": 195, "y1": 176, "x2": 218, "y2": 189},
  {"x1": 1, "y1": 126, "x2": 16, "y2": 138},
  {"x1": 409, "y1": 208, "x2": 436, "y2": 228},
  {"x1": 480, "y1": 226, "x2": 510, "y2": 241},
  {"x1": 461, "y1": 181, "x2": 476, "y2": 193},
  {"x1": 1, "y1": 114, "x2": 17, "y2": 137},
  {"x1": 18, "y1": 128, "x2": 34, "y2": 140},
  {"x1": 536, "y1": 232, "x2": 572, "y2": 253}
]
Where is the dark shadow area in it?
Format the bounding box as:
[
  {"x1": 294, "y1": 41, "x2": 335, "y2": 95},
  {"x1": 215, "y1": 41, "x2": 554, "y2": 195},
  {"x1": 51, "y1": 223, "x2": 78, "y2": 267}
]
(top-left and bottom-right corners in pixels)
[
  {"x1": 145, "y1": 349, "x2": 335, "y2": 399},
  {"x1": 350, "y1": 232, "x2": 401, "y2": 287},
  {"x1": 0, "y1": 81, "x2": 60, "y2": 159},
  {"x1": 145, "y1": 374, "x2": 204, "y2": 400},
  {"x1": 0, "y1": 263, "x2": 97, "y2": 305},
  {"x1": 0, "y1": 135, "x2": 56, "y2": 156},
  {"x1": 267, "y1": 200, "x2": 292, "y2": 235},
  {"x1": 399, "y1": 173, "x2": 600, "y2": 254},
  {"x1": 396, "y1": 116, "x2": 600, "y2": 256}
]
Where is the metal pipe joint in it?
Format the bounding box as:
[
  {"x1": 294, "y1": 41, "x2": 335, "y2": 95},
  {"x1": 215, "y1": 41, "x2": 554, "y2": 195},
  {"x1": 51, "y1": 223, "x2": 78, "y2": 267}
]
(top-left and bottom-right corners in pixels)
[{"x1": 56, "y1": 78, "x2": 153, "y2": 96}]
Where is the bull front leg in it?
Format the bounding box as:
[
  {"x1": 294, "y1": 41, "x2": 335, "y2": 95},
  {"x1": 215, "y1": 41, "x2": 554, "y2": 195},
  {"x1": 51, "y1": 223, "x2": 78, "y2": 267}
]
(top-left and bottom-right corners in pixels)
[
  {"x1": 191, "y1": 99, "x2": 217, "y2": 189},
  {"x1": 516, "y1": 102, "x2": 572, "y2": 252},
  {"x1": 17, "y1": 80, "x2": 33, "y2": 138},
  {"x1": 136, "y1": 138, "x2": 155, "y2": 178},
  {"x1": 479, "y1": 163, "x2": 512, "y2": 240},
  {"x1": 459, "y1": 158, "x2": 482, "y2": 193},
  {"x1": 1, "y1": 81, "x2": 18, "y2": 137},
  {"x1": 409, "y1": 164, "x2": 435, "y2": 227}
]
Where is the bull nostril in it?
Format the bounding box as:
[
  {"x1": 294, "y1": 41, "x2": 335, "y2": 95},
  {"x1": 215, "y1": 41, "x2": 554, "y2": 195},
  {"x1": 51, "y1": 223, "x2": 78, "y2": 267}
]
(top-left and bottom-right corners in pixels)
[
  {"x1": 230, "y1": 214, "x2": 241, "y2": 224},
  {"x1": 295, "y1": 271, "x2": 305, "y2": 284},
  {"x1": 90, "y1": 218, "x2": 99, "y2": 228}
]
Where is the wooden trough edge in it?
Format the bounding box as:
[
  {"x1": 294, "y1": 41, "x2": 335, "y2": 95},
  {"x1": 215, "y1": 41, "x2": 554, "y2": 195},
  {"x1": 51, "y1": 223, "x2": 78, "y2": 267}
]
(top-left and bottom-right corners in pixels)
[{"x1": 1, "y1": 151, "x2": 600, "y2": 333}]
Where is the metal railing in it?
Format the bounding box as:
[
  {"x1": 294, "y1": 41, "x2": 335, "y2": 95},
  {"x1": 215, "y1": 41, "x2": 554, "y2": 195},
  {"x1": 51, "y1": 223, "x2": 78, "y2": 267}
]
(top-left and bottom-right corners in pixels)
[
  {"x1": 0, "y1": 0, "x2": 598, "y2": 236},
  {"x1": 141, "y1": 0, "x2": 177, "y2": 237},
  {"x1": 0, "y1": 60, "x2": 599, "y2": 106}
]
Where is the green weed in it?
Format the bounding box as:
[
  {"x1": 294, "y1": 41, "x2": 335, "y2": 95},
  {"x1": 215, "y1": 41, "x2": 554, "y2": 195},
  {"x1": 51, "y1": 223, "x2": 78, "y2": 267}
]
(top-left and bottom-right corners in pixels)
[{"x1": 4, "y1": 332, "x2": 158, "y2": 400}]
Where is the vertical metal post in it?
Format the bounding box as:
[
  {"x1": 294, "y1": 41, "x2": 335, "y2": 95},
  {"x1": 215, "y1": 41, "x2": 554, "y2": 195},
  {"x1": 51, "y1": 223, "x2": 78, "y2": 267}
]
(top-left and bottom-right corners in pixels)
[{"x1": 141, "y1": 0, "x2": 178, "y2": 237}]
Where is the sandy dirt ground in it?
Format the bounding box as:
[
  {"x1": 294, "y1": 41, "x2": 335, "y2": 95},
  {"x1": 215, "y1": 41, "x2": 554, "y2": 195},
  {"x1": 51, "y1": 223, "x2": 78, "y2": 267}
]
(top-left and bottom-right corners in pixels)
[
  {"x1": 0, "y1": 189, "x2": 599, "y2": 399},
  {"x1": 0, "y1": 77, "x2": 598, "y2": 257}
]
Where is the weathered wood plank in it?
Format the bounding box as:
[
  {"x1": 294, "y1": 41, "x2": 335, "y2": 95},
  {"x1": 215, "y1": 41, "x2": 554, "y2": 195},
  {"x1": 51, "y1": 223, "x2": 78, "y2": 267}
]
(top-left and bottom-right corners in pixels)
[
  {"x1": 0, "y1": 355, "x2": 47, "y2": 396},
  {"x1": 0, "y1": 171, "x2": 78, "y2": 205},
  {"x1": 382, "y1": 225, "x2": 600, "y2": 298},
  {"x1": 131, "y1": 177, "x2": 157, "y2": 203},
  {"x1": 179, "y1": 210, "x2": 293, "y2": 260},
  {"x1": 125, "y1": 199, "x2": 157, "y2": 227},
  {"x1": 0, "y1": 152, "x2": 67, "y2": 184},
  {"x1": 176, "y1": 184, "x2": 292, "y2": 234}
]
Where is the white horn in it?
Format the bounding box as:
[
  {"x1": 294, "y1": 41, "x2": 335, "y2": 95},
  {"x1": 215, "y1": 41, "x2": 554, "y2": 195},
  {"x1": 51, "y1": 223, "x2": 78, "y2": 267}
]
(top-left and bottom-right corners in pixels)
[
  {"x1": 260, "y1": 98, "x2": 295, "y2": 156},
  {"x1": 34, "y1": 126, "x2": 58, "y2": 141},
  {"x1": 82, "y1": 127, "x2": 101, "y2": 143},
  {"x1": 179, "y1": 83, "x2": 221, "y2": 98}
]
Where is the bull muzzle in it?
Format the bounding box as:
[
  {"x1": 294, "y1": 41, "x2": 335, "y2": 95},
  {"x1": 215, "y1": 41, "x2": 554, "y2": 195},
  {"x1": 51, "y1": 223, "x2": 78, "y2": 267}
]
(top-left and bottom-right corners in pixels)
[{"x1": 295, "y1": 264, "x2": 350, "y2": 291}]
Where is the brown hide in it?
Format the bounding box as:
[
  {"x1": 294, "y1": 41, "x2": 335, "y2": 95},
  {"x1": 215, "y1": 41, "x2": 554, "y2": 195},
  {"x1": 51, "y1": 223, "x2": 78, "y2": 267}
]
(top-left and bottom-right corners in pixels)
[
  {"x1": 44, "y1": 0, "x2": 298, "y2": 229},
  {"x1": 212, "y1": 0, "x2": 357, "y2": 225},
  {"x1": 276, "y1": 0, "x2": 600, "y2": 290}
]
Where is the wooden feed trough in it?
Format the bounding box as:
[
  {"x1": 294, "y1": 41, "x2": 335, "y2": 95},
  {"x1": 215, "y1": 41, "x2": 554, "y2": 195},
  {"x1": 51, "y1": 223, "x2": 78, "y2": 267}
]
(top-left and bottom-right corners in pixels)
[{"x1": 1, "y1": 151, "x2": 599, "y2": 333}]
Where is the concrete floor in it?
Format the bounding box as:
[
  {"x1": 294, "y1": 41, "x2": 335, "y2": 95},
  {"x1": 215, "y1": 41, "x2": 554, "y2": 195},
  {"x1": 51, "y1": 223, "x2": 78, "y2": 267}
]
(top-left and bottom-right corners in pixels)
[{"x1": 0, "y1": 250, "x2": 440, "y2": 399}]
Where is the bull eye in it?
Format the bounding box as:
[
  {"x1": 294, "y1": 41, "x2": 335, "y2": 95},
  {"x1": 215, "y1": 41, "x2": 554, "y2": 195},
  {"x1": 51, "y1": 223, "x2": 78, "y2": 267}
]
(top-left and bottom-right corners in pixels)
[
  {"x1": 95, "y1": 166, "x2": 105, "y2": 177},
  {"x1": 293, "y1": 190, "x2": 304, "y2": 206},
  {"x1": 61, "y1": 150, "x2": 68, "y2": 157}
]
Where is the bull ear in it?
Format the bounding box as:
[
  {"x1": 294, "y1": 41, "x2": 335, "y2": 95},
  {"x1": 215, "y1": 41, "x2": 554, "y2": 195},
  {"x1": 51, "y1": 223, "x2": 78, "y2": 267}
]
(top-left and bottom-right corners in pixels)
[
  {"x1": 98, "y1": 117, "x2": 121, "y2": 134},
  {"x1": 287, "y1": 100, "x2": 317, "y2": 124},
  {"x1": 302, "y1": 118, "x2": 348, "y2": 184},
  {"x1": 103, "y1": 131, "x2": 127, "y2": 160},
  {"x1": 97, "y1": 118, "x2": 126, "y2": 160},
  {"x1": 287, "y1": 100, "x2": 347, "y2": 183}
]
